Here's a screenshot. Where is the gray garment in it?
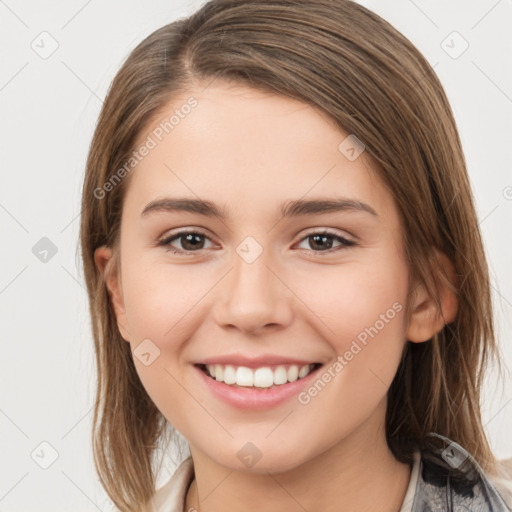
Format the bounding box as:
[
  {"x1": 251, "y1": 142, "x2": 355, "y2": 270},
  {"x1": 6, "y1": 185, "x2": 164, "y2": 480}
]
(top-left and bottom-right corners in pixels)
[{"x1": 411, "y1": 434, "x2": 511, "y2": 511}]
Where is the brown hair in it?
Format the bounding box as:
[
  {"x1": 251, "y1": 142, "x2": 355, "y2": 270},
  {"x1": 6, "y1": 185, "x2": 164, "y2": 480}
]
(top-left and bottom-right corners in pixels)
[{"x1": 79, "y1": 0, "x2": 499, "y2": 510}]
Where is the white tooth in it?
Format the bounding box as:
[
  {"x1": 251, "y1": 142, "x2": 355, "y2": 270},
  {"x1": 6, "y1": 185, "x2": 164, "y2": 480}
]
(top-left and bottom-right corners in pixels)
[
  {"x1": 287, "y1": 365, "x2": 299, "y2": 382},
  {"x1": 236, "y1": 366, "x2": 254, "y2": 386},
  {"x1": 207, "y1": 363, "x2": 314, "y2": 387},
  {"x1": 223, "y1": 365, "x2": 236, "y2": 385},
  {"x1": 298, "y1": 364, "x2": 311, "y2": 379},
  {"x1": 254, "y1": 367, "x2": 274, "y2": 388},
  {"x1": 274, "y1": 365, "x2": 288, "y2": 385},
  {"x1": 214, "y1": 364, "x2": 224, "y2": 381}
]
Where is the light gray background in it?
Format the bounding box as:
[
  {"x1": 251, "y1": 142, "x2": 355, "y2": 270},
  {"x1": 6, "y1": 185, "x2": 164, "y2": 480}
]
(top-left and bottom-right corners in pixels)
[{"x1": 1, "y1": 0, "x2": 511, "y2": 510}]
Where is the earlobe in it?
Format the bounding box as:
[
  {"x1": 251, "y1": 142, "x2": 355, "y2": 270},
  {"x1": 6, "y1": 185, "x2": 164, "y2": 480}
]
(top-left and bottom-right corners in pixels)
[
  {"x1": 406, "y1": 251, "x2": 459, "y2": 343},
  {"x1": 94, "y1": 246, "x2": 131, "y2": 342}
]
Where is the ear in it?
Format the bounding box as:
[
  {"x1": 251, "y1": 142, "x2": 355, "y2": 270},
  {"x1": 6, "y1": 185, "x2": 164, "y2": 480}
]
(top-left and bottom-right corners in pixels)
[
  {"x1": 406, "y1": 251, "x2": 458, "y2": 343},
  {"x1": 94, "y1": 246, "x2": 131, "y2": 342}
]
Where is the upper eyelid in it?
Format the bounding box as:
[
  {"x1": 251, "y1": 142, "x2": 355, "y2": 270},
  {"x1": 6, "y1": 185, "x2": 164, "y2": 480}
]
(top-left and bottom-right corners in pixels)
[{"x1": 159, "y1": 227, "x2": 215, "y2": 244}]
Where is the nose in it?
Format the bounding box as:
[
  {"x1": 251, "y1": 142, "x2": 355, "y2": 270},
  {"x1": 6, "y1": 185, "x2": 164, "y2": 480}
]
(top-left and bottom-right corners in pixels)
[{"x1": 213, "y1": 248, "x2": 294, "y2": 335}]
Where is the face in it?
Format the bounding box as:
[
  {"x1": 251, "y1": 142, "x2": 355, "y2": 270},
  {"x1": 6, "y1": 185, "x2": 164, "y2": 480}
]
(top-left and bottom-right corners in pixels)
[{"x1": 98, "y1": 81, "x2": 417, "y2": 474}]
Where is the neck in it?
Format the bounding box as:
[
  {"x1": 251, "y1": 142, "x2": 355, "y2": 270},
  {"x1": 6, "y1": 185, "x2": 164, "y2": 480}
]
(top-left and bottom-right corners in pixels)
[{"x1": 185, "y1": 404, "x2": 411, "y2": 512}]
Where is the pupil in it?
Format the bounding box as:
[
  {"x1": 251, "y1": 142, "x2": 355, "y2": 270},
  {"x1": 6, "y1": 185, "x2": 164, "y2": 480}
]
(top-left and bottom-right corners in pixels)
[
  {"x1": 311, "y1": 234, "x2": 332, "y2": 251},
  {"x1": 183, "y1": 233, "x2": 204, "y2": 250}
]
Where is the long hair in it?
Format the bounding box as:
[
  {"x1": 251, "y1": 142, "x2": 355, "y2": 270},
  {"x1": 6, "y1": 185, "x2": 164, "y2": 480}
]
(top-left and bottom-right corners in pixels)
[{"x1": 79, "y1": 1, "x2": 499, "y2": 510}]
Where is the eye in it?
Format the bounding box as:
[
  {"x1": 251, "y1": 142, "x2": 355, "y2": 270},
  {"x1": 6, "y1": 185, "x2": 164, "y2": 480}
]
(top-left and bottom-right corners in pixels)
[
  {"x1": 295, "y1": 230, "x2": 356, "y2": 254},
  {"x1": 157, "y1": 229, "x2": 214, "y2": 255},
  {"x1": 157, "y1": 228, "x2": 356, "y2": 256}
]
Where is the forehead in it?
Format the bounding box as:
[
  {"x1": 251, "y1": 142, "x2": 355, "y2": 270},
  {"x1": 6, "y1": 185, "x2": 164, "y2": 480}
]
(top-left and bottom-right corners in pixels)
[{"x1": 123, "y1": 82, "x2": 395, "y2": 221}]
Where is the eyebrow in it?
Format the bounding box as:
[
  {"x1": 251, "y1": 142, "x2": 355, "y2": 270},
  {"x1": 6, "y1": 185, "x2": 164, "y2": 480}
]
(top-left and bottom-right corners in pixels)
[{"x1": 141, "y1": 197, "x2": 378, "y2": 219}]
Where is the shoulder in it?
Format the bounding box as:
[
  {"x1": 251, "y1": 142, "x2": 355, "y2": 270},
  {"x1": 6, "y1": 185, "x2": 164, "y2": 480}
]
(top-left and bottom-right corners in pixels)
[
  {"x1": 149, "y1": 456, "x2": 195, "y2": 512},
  {"x1": 103, "y1": 456, "x2": 195, "y2": 512},
  {"x1": 412, "y1": 435, "x2": 512, "y2": 512},
  {"x1": 490, "y1": 457, "x2": 512, "y2": 510}
]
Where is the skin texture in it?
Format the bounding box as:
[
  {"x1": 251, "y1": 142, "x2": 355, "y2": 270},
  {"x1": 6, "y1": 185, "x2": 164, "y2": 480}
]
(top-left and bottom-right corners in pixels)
[{"x1": 95, "y1": 81, "x2": 458, "y2": 512}]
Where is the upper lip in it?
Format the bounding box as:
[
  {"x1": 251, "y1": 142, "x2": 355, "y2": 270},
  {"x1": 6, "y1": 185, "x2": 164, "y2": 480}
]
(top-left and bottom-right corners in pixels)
[{"x1": 195, "y1": 354, "x2": 321, "y2": 368}]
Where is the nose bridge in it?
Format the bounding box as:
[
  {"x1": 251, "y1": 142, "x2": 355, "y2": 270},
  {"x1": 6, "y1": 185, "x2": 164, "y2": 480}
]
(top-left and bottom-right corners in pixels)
[{"x1": 213, "y1": 237, "x2": 293, "y2": 333}]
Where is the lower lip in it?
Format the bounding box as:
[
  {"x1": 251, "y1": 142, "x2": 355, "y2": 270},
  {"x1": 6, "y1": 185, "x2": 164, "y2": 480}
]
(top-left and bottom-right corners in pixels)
[{"x1": 194, "y1": 364, "x2": 322, "y2": 410}]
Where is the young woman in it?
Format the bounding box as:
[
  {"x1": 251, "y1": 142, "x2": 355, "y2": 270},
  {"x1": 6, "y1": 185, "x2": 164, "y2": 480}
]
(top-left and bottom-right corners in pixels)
[{"x1": 80, "y1": 1, "x2": 512, "y2": 510}]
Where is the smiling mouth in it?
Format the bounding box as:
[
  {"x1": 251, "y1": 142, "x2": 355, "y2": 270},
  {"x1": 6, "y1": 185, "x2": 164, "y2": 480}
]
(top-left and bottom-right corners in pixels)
[{"x1": 196, "y1": 362, "x2": 323, "y2": 389}]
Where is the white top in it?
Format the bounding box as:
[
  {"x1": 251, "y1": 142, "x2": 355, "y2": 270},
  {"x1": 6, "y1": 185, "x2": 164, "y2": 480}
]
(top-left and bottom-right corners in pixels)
[{"x1": 150, "y1": 451, "x2": 422, "y2": 512}]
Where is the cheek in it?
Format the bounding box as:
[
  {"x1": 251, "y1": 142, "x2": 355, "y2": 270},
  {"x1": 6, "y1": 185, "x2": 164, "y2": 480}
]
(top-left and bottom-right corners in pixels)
[
  {"x1": 118, "y1": 258, "x2": 218, "y2": 418},
  {"x1": 121, "y1": 256, "x2": 213, "y2": 342},
  {"x1": 292, "y1": 299, "x2": 407, "y2": 458},
  {"x1": 118, "y1": 265, "x2": 196, "y2": 430},
  {"x1": 294, "y1": 255, "x2": 408, "y2": 352},
  {"x1": 294, "y1": 258, "x2": 408, "y2": 406}
]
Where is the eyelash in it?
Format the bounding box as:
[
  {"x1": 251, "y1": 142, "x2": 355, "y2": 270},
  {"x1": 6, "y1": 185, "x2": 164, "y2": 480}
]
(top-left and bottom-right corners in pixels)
[{"x1": 156, "y1": 229, "x2": 356, "y2": 256}]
